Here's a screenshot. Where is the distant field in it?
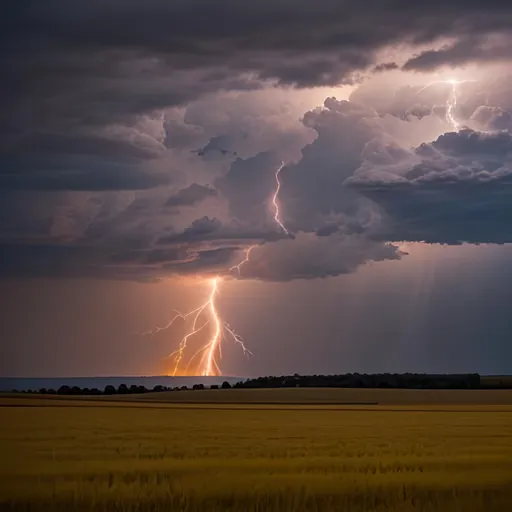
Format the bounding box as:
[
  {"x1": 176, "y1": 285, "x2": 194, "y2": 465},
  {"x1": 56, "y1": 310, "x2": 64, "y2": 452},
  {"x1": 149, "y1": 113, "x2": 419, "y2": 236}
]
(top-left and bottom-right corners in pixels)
[
  {"x1": 4, "y1": 386, "x2": 512, "y2": 406},
  {"x1": 1, "y1": 390, "x2": 512, "y2": 511},
  {"x1": 134, "y1": 387, "x2": 512, "y2": 405}
]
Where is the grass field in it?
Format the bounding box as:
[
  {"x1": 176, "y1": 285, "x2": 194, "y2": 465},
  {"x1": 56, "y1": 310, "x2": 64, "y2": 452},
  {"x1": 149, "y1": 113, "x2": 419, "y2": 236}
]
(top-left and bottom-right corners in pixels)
[{"x1": 1, "y1": 389, "x2": 512, "y2": 511}]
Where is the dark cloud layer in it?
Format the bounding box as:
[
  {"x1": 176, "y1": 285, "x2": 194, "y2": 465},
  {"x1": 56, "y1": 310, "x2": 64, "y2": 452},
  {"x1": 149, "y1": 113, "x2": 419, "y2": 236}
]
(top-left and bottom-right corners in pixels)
[
  {"x1": 350, "y1": 130, "x2": 512, "y2": 244},
  {"x1": 2, "y1": 1, "x2": 512, "y2": 281},
  {"x1": 233, "y1": 232, "x2": 402, "y2": 282},
  {"x1": 165, "y1": 184, "x2": 217, "y2": 208}
]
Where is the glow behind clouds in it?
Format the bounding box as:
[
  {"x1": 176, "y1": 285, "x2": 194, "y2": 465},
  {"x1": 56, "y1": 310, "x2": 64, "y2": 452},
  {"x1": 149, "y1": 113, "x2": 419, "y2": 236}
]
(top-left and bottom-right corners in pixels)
[{"x1": 2, "y1": 2, "x2": 512, "y2": 376}]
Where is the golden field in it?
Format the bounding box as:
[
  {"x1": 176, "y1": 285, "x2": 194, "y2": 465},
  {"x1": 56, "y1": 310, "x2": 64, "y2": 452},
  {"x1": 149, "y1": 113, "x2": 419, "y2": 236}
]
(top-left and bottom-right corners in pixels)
[{"x1": 1, "y1": 389, "x2": 512, "y2": 511}]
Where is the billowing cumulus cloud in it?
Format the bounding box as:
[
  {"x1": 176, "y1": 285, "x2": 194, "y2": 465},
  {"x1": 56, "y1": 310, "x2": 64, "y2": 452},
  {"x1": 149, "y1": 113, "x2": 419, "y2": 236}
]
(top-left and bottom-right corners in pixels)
[
  {"x1": 349, "y1": 129, "x2": 512, "y2": 244},
  {"x1": 2, "y1": 1, "x2": 512, "y2": 282},
  {"x1": 232, "y1": 232, "x2": 402, "y2": 282},
  {"x1": 165, "y1": 184, "x2": 218, "y2": 208}
]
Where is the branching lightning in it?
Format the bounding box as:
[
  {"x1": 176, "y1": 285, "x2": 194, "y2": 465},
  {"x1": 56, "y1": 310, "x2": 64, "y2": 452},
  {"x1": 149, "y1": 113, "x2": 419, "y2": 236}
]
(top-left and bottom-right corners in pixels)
[
  {"x1": 417, "y1": 79, "x2": 476, "y2": 132},
  {"x1": 229, "y1": 244, "x2": 256, "y2": 275},
  {"x1": 144, "y1": 160, "x2": 289, "y2": 376},
  {"x1": 144, "y1": 277, "x2": 252, "y2": 376}
]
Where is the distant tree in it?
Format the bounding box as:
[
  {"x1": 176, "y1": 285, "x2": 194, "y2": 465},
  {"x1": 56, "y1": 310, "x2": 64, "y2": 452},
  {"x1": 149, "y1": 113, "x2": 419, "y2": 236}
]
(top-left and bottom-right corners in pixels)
[
  {"x1": 70, "y1": 386, "x2": 82, "y2": 395},
  {"x1": 58, "y1": 385, "x2": 71, "y2": 395},
  {"x1": 39, "y1": 388, "x2": 48, "y2": 394},
  {"x1": 104, "y1": 385, "x2": 116, "y2": 395},
  {"x1": 172, "y1": 387, "x2": 180, "y2": 392},
  {"x1": 117, "y1": 384, "x2": 129, "y2": 394},
  {"x1": 129, "y1": 385, "x2": 139, "y2": 394},
  {"x1": 90, "y1": 388, "x2": 101, "y2": 395},
  {"x1": 221, "y1": 381, "x2": 231, "y2": 389},
  {"x1": 152, "y1": 385, "x2": 165, "y2": 393},
  {"x1": 192, "y1": 384, "x2": 205, "y2": 390},
  {"x1": 47, "y1": 389, "x2": 57, "y2": 395},
  {"x1": 210, "y1": 384, "x2": 219, "y2": 390},
  {"x1": 180, "y1": 386, "x2": 188, "y2": 391}
]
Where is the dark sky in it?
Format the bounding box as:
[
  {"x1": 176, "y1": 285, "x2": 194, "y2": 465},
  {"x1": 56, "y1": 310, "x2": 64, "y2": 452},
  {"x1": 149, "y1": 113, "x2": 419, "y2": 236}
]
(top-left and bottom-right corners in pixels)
[{"x1": 2, "y1": 1, "x2": 512, "y2": 377}]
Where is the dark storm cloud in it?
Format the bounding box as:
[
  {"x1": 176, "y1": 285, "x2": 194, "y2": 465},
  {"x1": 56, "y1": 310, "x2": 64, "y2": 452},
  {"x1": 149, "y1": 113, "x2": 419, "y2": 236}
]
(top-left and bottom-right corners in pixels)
[
  {"x1": 278, "y1": 98, "x2": 382, "y2": 233},
  {"x1": 3, "y1": 1, "x2": 512, "y2": 282},
  {"x1": 373, "y1": 62, "x2": 399, "y2": 73},
  {"x1": 3, "y1": 0, "x2": 512, "y2": 194},
  {"x1": 0, "y1": 166, "x2": 170, "y2": 192},
  {"x1": 215, "y1": 152, "x2": 283, "y2": 226},
  {"x1": 157, "y1": 216, "x2": 285, "y2": 247},
  {"x1": 0, "y1": 237, "x2": 238, "y2": 281},
  {"x1": 349, "y1": 129, "x2": 512, "y2": 244},
  {"x1": 158, "y1": 217, "x2": 223, "y2": 244},
  {"x1": 403, "y1": 36, "x2": 512, "y2": 71},
  {"x1": 235, "y1": 232, "x2": 402, "y2": 281},
  {"x1": 165, "y1": 184, "x2": 218, "y2": 208},
  {"x1": 4, "y1": 0, "x2": 512, "y2": 133}
]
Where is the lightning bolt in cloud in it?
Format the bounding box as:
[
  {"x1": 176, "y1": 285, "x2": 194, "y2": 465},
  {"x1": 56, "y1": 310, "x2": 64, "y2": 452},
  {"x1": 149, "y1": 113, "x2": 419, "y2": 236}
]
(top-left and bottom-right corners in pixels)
[
  {"x1": 417, "y1": 79, "x2": 476, "y2": 132},
  {"x1": 144, "y1": 160, "x2": 288, "y2": 376}
]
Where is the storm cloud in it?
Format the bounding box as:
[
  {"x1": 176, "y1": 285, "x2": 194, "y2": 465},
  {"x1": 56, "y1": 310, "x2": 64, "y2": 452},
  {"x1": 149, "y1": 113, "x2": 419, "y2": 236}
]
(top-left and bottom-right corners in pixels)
[
  {"x1": 349, "y1": 130, "x2": 512, "y2": 244},
  {"x1": 2, "y1": 1, "x2": 512, "y2": 281}
]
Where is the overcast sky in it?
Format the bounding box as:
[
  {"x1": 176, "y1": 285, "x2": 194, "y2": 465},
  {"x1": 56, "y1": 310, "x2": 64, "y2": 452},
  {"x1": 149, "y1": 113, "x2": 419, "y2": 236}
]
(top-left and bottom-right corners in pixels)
[{"x1": 2, "y1": 1, "x2": 512, "y2": 377}]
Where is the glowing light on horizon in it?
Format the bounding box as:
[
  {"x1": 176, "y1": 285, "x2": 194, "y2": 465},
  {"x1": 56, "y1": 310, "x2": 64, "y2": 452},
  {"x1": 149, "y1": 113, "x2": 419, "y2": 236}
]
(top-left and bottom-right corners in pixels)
[{"x1": 144, "y1": 277, "x2": 252, "y2": 376}]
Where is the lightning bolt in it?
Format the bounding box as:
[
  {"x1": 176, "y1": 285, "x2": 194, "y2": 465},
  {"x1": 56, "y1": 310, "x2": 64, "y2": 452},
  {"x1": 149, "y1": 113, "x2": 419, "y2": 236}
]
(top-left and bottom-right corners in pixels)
[
  {"x1": 229, "y1": 244, "x2": 256, "y2": 275},
  {"x1": 272, "y1": 161, "x2": 289, "y2": 235},
  {"x1": 417, "y1": 79, "x2": 476, "y2": 132},
  {"x1": 229, "y1": 160, "x2": 290, "y2": 277},
  {"x1": 145, "y1": 276, "x2": 251, "y2": 376},
  {"x1": 144, "y1": 161, "x2": 288, "y2": 376}
]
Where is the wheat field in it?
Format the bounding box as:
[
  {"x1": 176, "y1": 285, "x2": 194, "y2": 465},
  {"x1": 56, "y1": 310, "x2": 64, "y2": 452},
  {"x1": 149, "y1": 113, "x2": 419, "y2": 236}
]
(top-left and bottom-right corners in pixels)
[{"x1": 1, "y1": 392, "x2": 512, "y2": 511}]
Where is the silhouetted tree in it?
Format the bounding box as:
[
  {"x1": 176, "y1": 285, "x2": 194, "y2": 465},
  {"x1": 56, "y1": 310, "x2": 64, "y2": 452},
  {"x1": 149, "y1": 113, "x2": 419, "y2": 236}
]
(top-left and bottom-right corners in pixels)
[
  {"x1": 117, "y1": 384, "x2": 129, "y2": 394},
  {"x1": 210, "y1": 385, "x2": 219, "y2": 390},
  {"x1": 192, "y1": 384, "x2": 205, "y2": 390},
  {"x1": 58, "y1": 385, "x2": 71, "y2": 395},
  {"x1": 104, "y1": 385, "x2": 116, "y2": 395},
  {"x1": 221, "y1": 381, "x2": 231, "y2": 389}
]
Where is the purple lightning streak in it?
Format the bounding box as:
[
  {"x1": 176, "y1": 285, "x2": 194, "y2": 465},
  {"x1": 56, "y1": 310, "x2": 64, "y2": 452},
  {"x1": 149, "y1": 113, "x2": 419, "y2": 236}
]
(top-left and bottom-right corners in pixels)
[
  {"x1": 416, "y1": 79, "x2": 477, "y2": 132},
  {"x1": 272, "y1": 160, "x2": 289, "y2": 235},
  {"x1": 230, "y1": 161, "x2": 290, "y2": 277}
]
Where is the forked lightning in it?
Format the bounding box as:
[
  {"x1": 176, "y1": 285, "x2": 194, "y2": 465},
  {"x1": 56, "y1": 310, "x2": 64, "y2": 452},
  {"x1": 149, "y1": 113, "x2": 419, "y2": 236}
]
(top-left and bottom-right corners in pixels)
[{"x1": 145, "y1": 161, "x2": 289, "y2": 375}]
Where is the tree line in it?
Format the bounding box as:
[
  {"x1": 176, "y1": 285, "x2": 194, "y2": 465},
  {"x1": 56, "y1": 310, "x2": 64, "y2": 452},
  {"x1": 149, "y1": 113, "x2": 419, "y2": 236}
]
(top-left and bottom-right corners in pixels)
[
  {"x1": 233, "y1": 373, "x2": 481, "y2": 389},
  {"x1": 14, "y1": 381, "x2": 234, "y2": 396},
  {"x1": 10, "y1": 373, "x2": 489, "y2": 395}
]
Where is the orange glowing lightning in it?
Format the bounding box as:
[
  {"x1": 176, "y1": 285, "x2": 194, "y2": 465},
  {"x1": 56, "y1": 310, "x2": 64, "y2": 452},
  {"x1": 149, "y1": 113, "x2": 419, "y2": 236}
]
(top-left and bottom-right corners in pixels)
[
  {"x1": 145, "y1": 161, "x2": 289, "y2": 376},
  {"x1": 145, "y1": 277, "x2": 251, "y2": 376}
]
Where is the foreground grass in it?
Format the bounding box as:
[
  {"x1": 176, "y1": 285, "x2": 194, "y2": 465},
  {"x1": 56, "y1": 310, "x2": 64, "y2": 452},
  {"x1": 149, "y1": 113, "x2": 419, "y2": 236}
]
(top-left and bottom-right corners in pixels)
[{"x1": 1, "y1": 398, "x2": 512, "y2": 511}]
